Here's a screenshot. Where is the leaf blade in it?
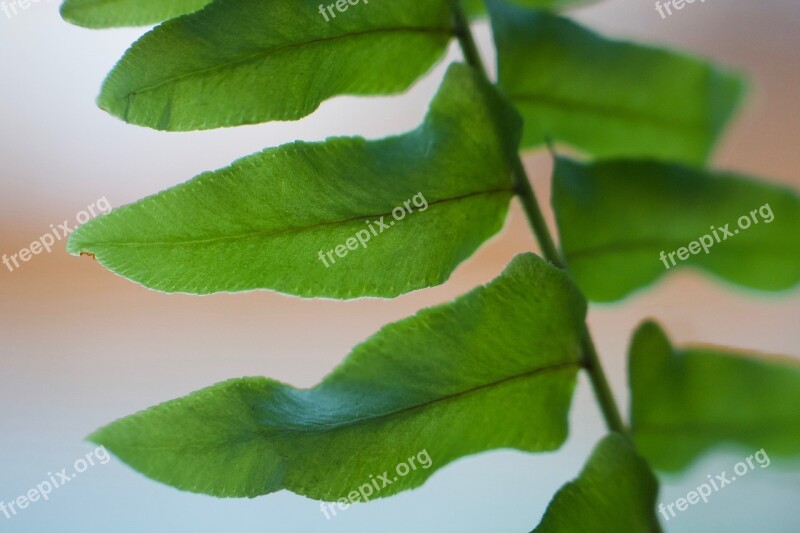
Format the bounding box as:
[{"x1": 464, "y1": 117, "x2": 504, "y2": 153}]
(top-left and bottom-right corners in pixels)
[
  {"x1": 98, "y1": 0, "x2": 453, "y2": 130},
  {"x1": 488, "y1": 3, "x2": 745, "y2": 164},
  {"x1": 552, "y1": 157, "x2": 800, "y2": 302},
  {"x1": 533, "y1": 434, "x2": 661, "y2": 533},
  {"x1": 89, "y1": 253, "x2": 587, "y2": 499},
  {"x1": 68, "y1": 64, "x2": 521, "y2": 298},
  {"x1": 629, "y1": 321, "x2": 800, "y2": 472},
  {"x1": 60, "y1": 0, "x2": 213, "y2": 28}
]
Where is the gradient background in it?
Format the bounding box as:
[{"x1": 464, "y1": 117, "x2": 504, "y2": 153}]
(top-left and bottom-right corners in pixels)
[{"x1": 1, "y1": 0, "x2": 799, "y2": 531}]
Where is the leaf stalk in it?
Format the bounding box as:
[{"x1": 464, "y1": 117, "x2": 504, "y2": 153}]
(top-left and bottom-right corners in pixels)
[{"x1": 451, "y1": 0, "x2": 628, "y2": 438}]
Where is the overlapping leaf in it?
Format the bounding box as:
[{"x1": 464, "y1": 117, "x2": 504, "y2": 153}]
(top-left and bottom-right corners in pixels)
[
  {"x1": 68, "y1": 65, "x2": 521, "y2": 298},
  {"x1": 60, "y1": 0, "x2": 213, "y2": 28},
  {"x1": 552, "y1": 156, "x2": 800, "y2": 302},
  {"x1": 533, "y1": 434, "x2": 660, "y2": 532},
  {"x1": 96, "y1": 0, "x2": 453, "y2": 130},
  {"x1": 89, "y1": 254, "x2": 587, "y2": 499},
  {"x1": 488, "y1": 2, "x2": 744, "y2": 164},
  {"x1": 630, "y1": 321, "x2": 800, "y2": 472},
  {"x1": 59, "y1": 0, "x2": 591, "y2": 28}
]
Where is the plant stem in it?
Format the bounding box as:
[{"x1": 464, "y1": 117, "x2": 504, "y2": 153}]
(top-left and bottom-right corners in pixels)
[
  {"x1": 509, "y1": 157, "x2": 565, "y2": 268},
  {"x1": 451, "y1": 2, "x2": 488, "y2": 77},
  {"x1": 452, "y1": 11, "x2": 664, "y2": 533},
  {"x1": 580, "y1": 331, "x2": 628, "y2": 434},
  {"x1": 451, "y1": 1, "x2": 627, "y2": 438}
]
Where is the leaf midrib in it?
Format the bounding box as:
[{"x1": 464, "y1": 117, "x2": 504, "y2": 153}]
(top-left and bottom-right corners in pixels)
[
  {"x1": 509, "y1": 91, "x2": 699, "y2": 134},
  {"x1": 77, "y1": 186, "x2": 513, "y2": 248},
  {"x1": 110, "y1": 354, "x2": 581, "y2": 453},
  {"x1": 566, "y1": 237, "x2": 792, "y2": 260},
  {"x1": 634, "y1": 418, "x2": 800, "y2": 437},
  {"x1": 122, "y1": 25, "x2": 454, "y2": 103},
  {"x1": 290, "y1": 360, "x2": 580, "y2": 435}
]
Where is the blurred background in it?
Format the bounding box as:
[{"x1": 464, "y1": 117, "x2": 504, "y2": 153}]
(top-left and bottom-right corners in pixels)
[{"x1": 1, "y1": 0, "x2": 798, "y2": 531}]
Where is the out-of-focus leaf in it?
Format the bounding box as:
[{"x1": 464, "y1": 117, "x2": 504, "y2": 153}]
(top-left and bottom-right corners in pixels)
[
  {"x1": 89, "y1": 253, "x2": 587, "y2": 499},
  {"x1": 98, "y1": 0, "x2": 453, "y2": 130},
  {"x1": 630, "y1": 321, "x2": 800, "y2": 472},
  {"x1": 68, "y1": 64, "x2": 521, "y2": 298},
  {"x1": 463, "y1": 0, "x2": 591, "y2": 18},
  {"x1": 60, "y1": 0, "x2": 212, "y2": 28},
  {"x1": 488, "y1": 3, "x2": 744, "y2": 164},
  {"x1": 533, "y1": 433, "x2": 660, "y2": 532},
  {"x1": 552, "y1": 156, "x2": 800, "y2": 302}
]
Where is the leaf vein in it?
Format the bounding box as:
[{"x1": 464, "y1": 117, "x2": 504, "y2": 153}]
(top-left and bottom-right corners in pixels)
[
  {"x1": 79, "y1": 186, "x2": 513, "y2": 248},
  {"x1": 125, "y1": 25, "x2": 454, "y2": 101}
]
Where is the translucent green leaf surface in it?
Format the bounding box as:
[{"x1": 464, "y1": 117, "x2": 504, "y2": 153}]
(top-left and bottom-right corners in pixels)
[
  {"x1": 630, "y1": 321, "x2": 800, "y2": 472},
  {"x1": 98, "y1": 0, "x2": 453, "y2": 130},
  {"x1": 61, "y1": 0, "x2": 213, "y2": 28},
  {"x1": 488, "y1": 3, "x2": 744, "y2": 163},
  {"x1": 533, "y1": 434, "x2": 660, "y2": 532},
  {"x1": 553, "y1": 157, "x2": 800, "y2": 302},
  {"x1": 89, "y1": 254, "x2": 587, "y2": 498},
  {"x1": 68, "y1": 65, "x2": 521, "y2": 298}
]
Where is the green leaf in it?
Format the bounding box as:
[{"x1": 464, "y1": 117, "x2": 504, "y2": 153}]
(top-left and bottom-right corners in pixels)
[
  {"x1": 60, "y1": 0, "x2": 213, "y2": 28},
  {"x1": 98, "y1": 0, "x2": 453, "y2": 130},
  {"x1": 463, "y1": 0, "x2": 591, "y2": 18},
  {"x1": 552, "y1": 156, "x2": 800, "y2": 302},
  {"x1": 68, "y1": 64, "x2": 521, "y2": 298},
  {"x1": 488, "y1": 3, "x2": 745, "y2": 164},
  {"x1": 630, "y1": 321, "x2": 800, "y2": 472},
  {"x1": 533, "y1": 434, "x2": 660, "y2": 533},
  {"x1": 89, "y1": 253, "x2": 587, "y2": 499}
]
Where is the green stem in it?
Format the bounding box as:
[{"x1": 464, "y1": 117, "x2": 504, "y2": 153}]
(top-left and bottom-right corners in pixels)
[
  {"x1": 451, "y1": 2, "x2": 488, "y2": 76},
  {"x1": 451, "y1": 1, "x2": 627, "y2": 438},
  {"x1": 580, "y1": 331, "x2": 628, "y2": 435},
  {"x1": 452, "y1": 7, "x2": 662, "y2": 529},
  {"x1": 509, "y1": 157, "x2": 564, "y2": 268}
]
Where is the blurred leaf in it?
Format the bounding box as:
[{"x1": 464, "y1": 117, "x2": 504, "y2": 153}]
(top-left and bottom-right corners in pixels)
[
  {"x1": 98, "y1": 0, "x2": 452, "y2": 130},
  {"x1": 629, "y1": 321, "x2": 800, "y2": 472},
  {"x1": 89, "y1": 253, "x2": 587, "y2": 499},
  {"x1": 533, "y1": 433, "x2": 660, "y2": 533},
  {"x1": 68, "y1": 64, "x2": 521, "y2": 298},
  {"x1": 463, "y1": 0, "x2": 591, "y2": 18},
  {"x1": 488, "y1": 3, "x2": 744, "y2": 164},
  {"x1": 60, "y1": 0, "x2": 213, "y2": 28},
  {"x1": 552, "y1": 157, "x2": 800, "y2": 302}
]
